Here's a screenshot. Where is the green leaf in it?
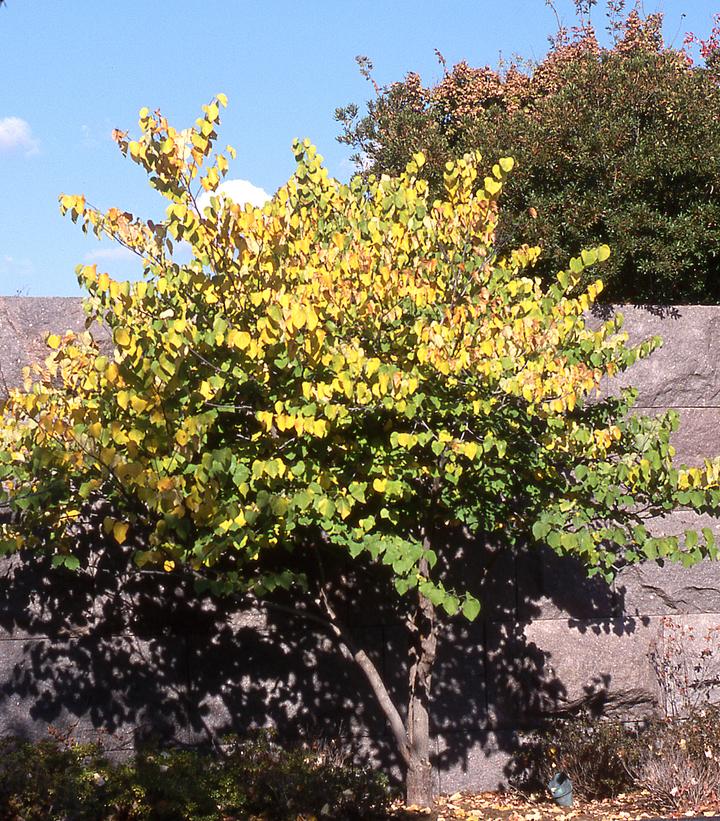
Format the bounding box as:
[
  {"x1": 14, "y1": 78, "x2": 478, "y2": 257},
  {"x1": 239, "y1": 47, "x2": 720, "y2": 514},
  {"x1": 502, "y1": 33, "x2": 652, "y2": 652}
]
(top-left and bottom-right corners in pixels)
[
  {"x1": 643, "y1": 541, "x2": 658, "y2": 560},
  {"x1": 316, "y1": 497, "x2": 335, "y2": 519},
  {"x1": 294, "y1": 490, "x2": 313, "y2": 510},
  {"x1": 443, "y1": 595, "x2": 460, "y2": 616},
  {"x1": 462, "y1": 595, "x2": 481, "y2": 622},
  {"x1": 349, "y1": 482, "x2": 367, "y2": 503}
]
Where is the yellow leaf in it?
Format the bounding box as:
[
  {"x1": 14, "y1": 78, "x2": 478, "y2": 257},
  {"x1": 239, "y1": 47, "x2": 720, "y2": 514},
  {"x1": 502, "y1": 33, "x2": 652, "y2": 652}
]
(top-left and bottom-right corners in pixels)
[
  {"x1": 597, "y1": 244, "x2": 611, "y2": 262},
  {"x1": 484, "y1": 177, "x2": 502, "y2": 196},
  {"x1": 312, "y1": 419, "x2": 328, "y2": 437},
  {"x1": 291, "y1": 304, "x2": 306, "y2": 329},
  {"x1": 163, "y1": 560, "x2": 175, "y2": 572},
  {"x1": 88, "y1": 421, "x2": 103, "y2": 439},
  {"x1": 131, "y1": 395, "x2": 149, "y2": 413},
  {"x1": 46, "y1": 334, "x2": 61, "y2": 349},
  {"x1": 114, "y1": 328, "x2": 131, "y2": 347},
  {"x1": 464, "y1": 442, "x2": 479, "y2": 460},
  {"x1": 373, "y1": 477, "x2": 387, "y2": 492},
  {"x1": 397, "y1": 433, "x2": 417, "y2": 448},
  {"x1": 305, "y1": 306, "x2": 319, "y2": 331},
  {"x1": 105, "y1": 362, "x2": 119, "y2": 383},
  {"x1": 232, "y1": 330, "x2": 252, "y2": 349},
  {"x1": 113, "y1": 521, "x2": 129, "y2": 544}
]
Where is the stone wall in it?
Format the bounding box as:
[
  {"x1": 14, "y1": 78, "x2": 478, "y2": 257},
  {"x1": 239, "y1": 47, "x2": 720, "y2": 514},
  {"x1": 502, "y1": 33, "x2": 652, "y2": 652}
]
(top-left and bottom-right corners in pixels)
[{"x1": 1, "y1": 298, "x2": 720, "y2": 794}]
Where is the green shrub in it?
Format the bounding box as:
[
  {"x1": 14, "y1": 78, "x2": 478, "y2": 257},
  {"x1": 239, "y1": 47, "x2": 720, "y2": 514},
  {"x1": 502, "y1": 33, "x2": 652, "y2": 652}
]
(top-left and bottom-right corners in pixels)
[
  {"x1": 0, "y1": 735, "x2": 111, "y2": 820},
  {"x1": 0, "y1": 732, "x2": 390, "y2": 820},
  {"x1": 337, "y1": 6, "x2": 720, "y2": 304}
]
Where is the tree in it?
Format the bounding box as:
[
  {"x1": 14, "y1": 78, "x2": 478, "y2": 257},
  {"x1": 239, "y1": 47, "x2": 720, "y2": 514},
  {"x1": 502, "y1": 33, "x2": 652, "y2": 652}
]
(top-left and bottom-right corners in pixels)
[
  {"x1": 1, "y1": 96, "x2": 720, "y2": 807},
  {"x1": 336, "y1": 6, "x2": 720, "y2": 304}
]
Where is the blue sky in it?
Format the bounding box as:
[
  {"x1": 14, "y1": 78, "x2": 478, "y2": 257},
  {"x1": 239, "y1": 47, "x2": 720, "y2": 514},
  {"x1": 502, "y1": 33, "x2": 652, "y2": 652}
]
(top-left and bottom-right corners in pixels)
[{"x1": 1, "y1": 1, "x2": 717, "y2": 296}]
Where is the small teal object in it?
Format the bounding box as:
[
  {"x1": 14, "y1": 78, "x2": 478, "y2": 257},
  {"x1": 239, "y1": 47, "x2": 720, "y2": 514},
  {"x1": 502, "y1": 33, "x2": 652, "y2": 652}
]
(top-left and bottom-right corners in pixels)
[{"x1": 548, "y1": 771, "x2": 573, "y2": 807}]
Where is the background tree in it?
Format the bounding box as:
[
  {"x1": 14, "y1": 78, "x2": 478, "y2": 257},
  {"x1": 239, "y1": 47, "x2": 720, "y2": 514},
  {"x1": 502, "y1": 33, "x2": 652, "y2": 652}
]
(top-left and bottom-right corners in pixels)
[
  {"x1": 336, "y1": 4, "x2": 720, "y2": 304},
  {"x1": 1, "y1": 97, "x2": 720, "y2": 807}
]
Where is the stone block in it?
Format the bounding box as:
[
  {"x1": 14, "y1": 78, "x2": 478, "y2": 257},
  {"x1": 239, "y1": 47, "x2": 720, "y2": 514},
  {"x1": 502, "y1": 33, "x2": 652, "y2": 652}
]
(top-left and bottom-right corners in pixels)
[
  {"x1": 516, "y1": 546, "x2": 619, "y2": 621},
  {"x1": 340, "y1": 563, "x2": 408, "y2": 629},
  {"x1": 0, "y1": 297, "x2": 110, "y2": 398},
  {"x1": 671, "y1": 407, "x2": 720, "y2": 465},
  {"x1": 348, "y1": 730, "x2": 406, "y2": 787},
  {"x1": 651, "y1": 613, "x2": 720, "y2": 715},
  {"x1": 435, "y1": 729, "x2": 516, "y2": 793},
  {"x1": 0, "y1": 632, "x2": 192, "y2": 748},
  {"x1": 485, "y1": 616, "x2": 662, "y2": 727},
  {"x1": 466, "y1": 536, "x2": 518, "y2": 624},
  {"x1": 379, "y1": 618, "x2": 488, "y2": 734},
  {"x1": 646, "y1": 509, "x2": 720, "y2": 537},
  {"x1": 616, "y1": 559, "x2": 720, "y2": 616},
  {"x1": 599, "y1": 305, "x2": 720, "y2": 408},
  {"x1": 0, "y1": 553, "x2": 96, "y2": 638},
  {"x1": 343, "y1": 528, "x2": 518, "y2": 627},
  {"x1": 430, "y1": 619, "x2": 487, "y2": 734},
  {"x1": 187, "y1": 618, "x2": 388, "y2": 742}
]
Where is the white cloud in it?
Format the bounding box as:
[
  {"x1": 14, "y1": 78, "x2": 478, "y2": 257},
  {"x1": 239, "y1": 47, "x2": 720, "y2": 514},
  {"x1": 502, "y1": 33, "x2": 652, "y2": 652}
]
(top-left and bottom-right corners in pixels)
[
  {"x1": 0, "y1": 117, "x2": 40, "y2": 156},
  {"x1": 197, "y1": 178, "x2": 270, "y2": 215},
  {"x1": 84, "y1": 247, "x2": 137, "y2": 263}
]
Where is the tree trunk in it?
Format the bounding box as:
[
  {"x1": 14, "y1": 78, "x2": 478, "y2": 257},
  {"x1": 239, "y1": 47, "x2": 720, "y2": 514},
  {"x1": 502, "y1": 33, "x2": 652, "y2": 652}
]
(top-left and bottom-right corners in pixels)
[
  {"x1": 406, "y1": 753, "x2": 434, "y2": 808},
  {"x1": 311, "y1": 544, "x2": 439, "y2": 808},
  {"x1": 405, "y1": 552, "x2": 437, "y2": 807},
  {"x1": 406, "y1": 691, "x2": 434, "y2": 806}
]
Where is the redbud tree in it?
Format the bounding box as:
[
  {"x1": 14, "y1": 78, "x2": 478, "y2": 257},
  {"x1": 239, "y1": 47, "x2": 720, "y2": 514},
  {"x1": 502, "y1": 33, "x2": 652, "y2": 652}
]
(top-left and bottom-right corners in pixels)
[{"x1": 1, "y1": 96, "x2": 719, "y2": 805}]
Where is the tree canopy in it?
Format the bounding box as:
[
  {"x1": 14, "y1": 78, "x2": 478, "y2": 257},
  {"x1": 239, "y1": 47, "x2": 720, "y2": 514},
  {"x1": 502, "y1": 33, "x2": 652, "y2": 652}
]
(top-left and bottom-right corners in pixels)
[
  {"x1": 336, "y1": 6, "x2": 720, "y2": 304},
  {"x1": 1, "y1": 95, "x2": 720, "y2": 805}
]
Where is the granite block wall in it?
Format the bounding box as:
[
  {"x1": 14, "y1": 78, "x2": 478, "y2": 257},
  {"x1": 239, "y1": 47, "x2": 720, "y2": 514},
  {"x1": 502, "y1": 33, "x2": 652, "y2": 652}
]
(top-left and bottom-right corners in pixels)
[{"x1": 1, "y1": 297, "x2": 720, "y2": 793}]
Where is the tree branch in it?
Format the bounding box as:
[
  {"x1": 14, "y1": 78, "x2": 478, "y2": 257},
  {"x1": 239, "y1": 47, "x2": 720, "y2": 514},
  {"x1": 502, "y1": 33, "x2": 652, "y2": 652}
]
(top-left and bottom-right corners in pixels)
[{"x1": 308, "y1": 547, "x2": 410, "y2": 765}]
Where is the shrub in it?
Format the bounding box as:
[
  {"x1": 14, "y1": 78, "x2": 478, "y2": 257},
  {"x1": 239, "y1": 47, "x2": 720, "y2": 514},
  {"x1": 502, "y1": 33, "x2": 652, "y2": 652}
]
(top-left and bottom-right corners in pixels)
[
  {"x1": 630, "y1": 705, "x2": 720, "y2": 814},
  {"x1": 650, "y1": 616, "x2": 720, "y2": 719},
  {"x1": 0, "y1": 735, "x2": 111, "y2": 821},
  {"x1": 511, "y1": 710, "x2": 645, "y2": 799},
  {"x1": 631, "y1": 618, "x2": 720, "y2": 813},
  {"x1": 0, "y1": 732, "x2": 390, "y2": 820},
  {"x1": 337, "y1": 5, "x2": 720, "y2": 304}
]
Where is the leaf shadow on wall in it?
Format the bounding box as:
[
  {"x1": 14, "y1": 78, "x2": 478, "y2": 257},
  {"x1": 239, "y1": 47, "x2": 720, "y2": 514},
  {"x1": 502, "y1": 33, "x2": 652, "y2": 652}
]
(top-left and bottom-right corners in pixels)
[{"x1": 0, "y1": 516, "x2": 639, "y2": 791}]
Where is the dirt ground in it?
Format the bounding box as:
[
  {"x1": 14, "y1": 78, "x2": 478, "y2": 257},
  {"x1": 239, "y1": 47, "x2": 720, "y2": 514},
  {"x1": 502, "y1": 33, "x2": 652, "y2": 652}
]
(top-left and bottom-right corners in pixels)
[{"x1": 391, "y1": 790, "x2": 720, "y2": 821}]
